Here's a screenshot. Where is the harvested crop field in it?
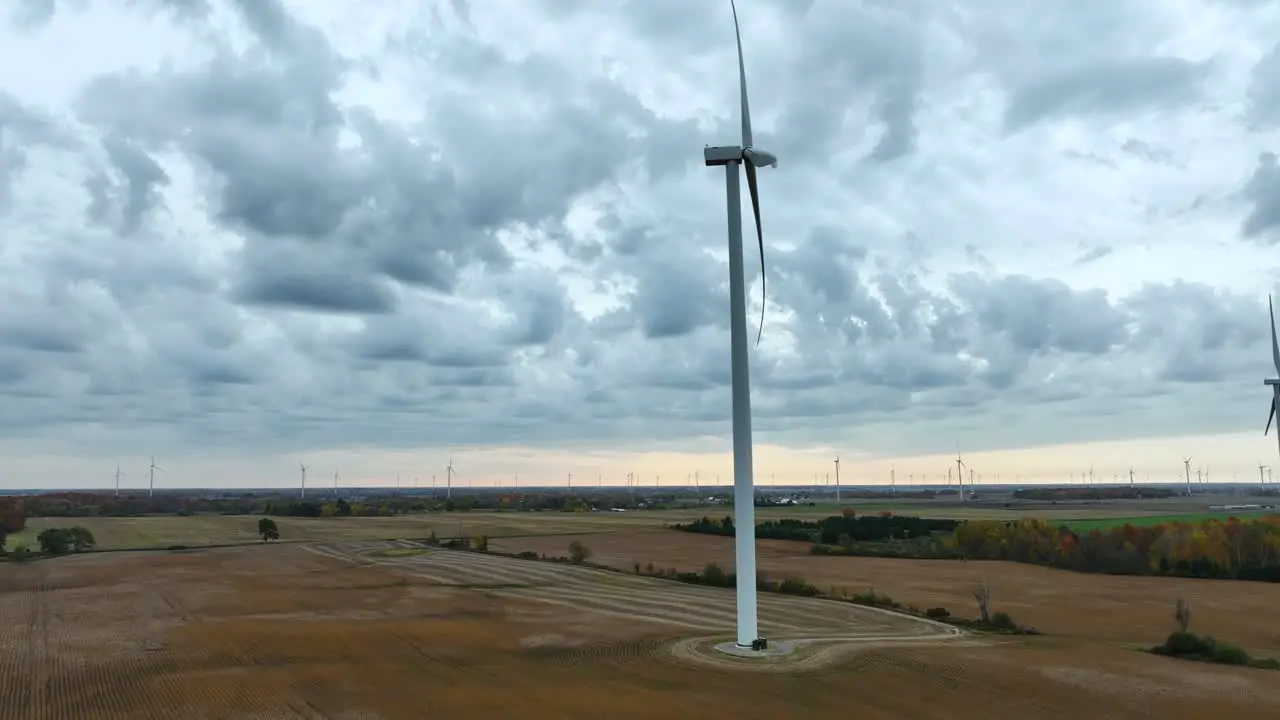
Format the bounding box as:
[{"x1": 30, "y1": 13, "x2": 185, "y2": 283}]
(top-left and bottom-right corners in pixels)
[
  {"x1": 0, "y1": 541, "x2": 1276, "y2": 718},
  {"x1": 8, "y1": 512, "x2": 653, "y2": 551},
  {"x1": 494, "y1": 530, "x2": 1280, "y2": 654}
]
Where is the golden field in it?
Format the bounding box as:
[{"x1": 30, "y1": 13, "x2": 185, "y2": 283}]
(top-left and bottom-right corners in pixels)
[{"x1": 3, "y1": 506, "x2": 1280, "y2": 718}]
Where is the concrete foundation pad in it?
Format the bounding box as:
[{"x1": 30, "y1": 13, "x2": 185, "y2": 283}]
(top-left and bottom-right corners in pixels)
[{"x1": 713, "y1": 639, "x2": 801, "y2": 659}]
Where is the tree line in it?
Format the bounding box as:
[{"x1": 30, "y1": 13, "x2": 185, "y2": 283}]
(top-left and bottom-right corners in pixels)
[
  {"x1": 676, "y1": 512, "x2": 1280, "y2": 582},
  {"x1": 13, "y1": 490, "x2": 652, "y2": 520},
  {"x1": 1011, "y1": 487, "x2": 1177, "y2": 501},
  {"x1": 674, "y1": 512, "x2": 959, "y2": 545},
  {"x1": 950, "y1": 516, "x2": 1280, "y2": 581}
]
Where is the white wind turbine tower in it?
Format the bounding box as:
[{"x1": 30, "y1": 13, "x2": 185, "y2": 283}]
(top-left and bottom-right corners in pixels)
[
  {"x1": 833, "y1": 456, "x2": 840, "y2": 502},
  {"x1": 1182, "y1": 457, "x2": 1193, "y2": 497},
  {"x1": 1259, "y1": 463, "x2": 1267, "y2": 486},
  {"x1": 115, "y1": 463, "x2": 126, "y2": 498},
  {"x1": 703, "y1": 0, "x2": 777, "y2": 652},
  {"x1": 1129, "y1": 466, "x2": 1135, "y2": 487},
  {"x1": 148, "y1": 456, "x2": 163, "y2": 499},
  {"x1": 445, "y1": 456, "x2": 455, "y2": 500},
  {"x1": 299, "y1": 463, "x2": 309, "y2": 500},
  {"x1": 332, "y1": 470, "x2": 340, "y2": 497},
  {"x1": 954, "y1": 444, "x2": 967, "y2": 502},
  {"x1": 1262, "y1": 296, "x2": 1280, "y2": 467}
]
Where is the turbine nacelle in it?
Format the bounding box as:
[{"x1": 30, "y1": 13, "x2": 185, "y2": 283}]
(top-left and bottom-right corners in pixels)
[{"x1": 703, "y1": 145, "x2": 778, "y2": 169}]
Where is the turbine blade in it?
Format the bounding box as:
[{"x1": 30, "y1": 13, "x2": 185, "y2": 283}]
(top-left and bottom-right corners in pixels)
[
  {"x1": 745, "y1": 161, "x2": 765, "y2": 346},
  {"x1": 1271, "y1": 295, "x2": 1280, "y2": 375},
  {"x1": 731, "y1": 0, "x2": 752, "y2": 148},
  {"x1": 1268, "y1": 397, "x2": 1276, "y2": 436}
]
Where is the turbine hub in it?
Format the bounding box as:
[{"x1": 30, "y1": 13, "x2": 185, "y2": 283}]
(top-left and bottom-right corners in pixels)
[{"x1": 743, "y1": 147, "x2": 777, "y2": 168}]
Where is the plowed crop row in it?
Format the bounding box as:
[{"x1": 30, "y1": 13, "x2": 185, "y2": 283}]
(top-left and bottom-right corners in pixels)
[{"x1": 306, "y1": 541, "x2": 962, "y2": 655}]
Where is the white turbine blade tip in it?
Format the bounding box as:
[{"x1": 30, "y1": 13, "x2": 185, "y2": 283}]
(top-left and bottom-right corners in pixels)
[{"x1": 731, "y1": 0, "x2": 752, "y2": 149}]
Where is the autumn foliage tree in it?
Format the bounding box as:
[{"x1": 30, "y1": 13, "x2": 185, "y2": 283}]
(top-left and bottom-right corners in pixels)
[{"x1": 947, "y1": 516, "x2": 1280, "y2": 581}]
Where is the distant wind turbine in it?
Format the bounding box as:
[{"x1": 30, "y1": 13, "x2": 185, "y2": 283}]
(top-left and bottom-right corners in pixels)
[
  {"x1": 149, "y1": 456, "x2": 163, "y2": 499},
  {"x1": 703, "y1": 0, "x2": 777, "y2": 653},
  {"x1": 332, "y1": 470, "x2": 340, "y2": 497},
  {"x1": 833, "y1": 456, "x2": 841, "y2": 502},
  {"x1": 955, "y1": 444, "x2": 967, "y2": 502},
  {"x1": 1264, "y1": 295, "x2": 1280, "y2": 467},
  {"x1": 115, "y1": 463, "x2": 126, "y2": 498},
  {"x1": 299, "y1": 463, "x2": 309, "y2": 500},
  {"x1": 446, "y1": 456, "x2": 455, "y2": 500},
  {"x1": 1128, "y1": 466, "x2": 1135, "y2": 487},
  {"x1": 1259, "y1": 463, "x2": 1267, "y2": 486},
  {"x1": 1183, "y1": 457, "x2": 1193, "y2": 497}
]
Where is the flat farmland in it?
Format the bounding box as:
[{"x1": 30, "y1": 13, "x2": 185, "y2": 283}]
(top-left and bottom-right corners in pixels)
[
  {"x1": 4, "y1": 540, "x2": 1279, "y2": 718},
  {"x1": 7, "y1": 511, "x2": 667, "y2": 551},
  {"x1": 494, "y1": 529, "x2": 1280, "y2": 657},
  {"x1": 8, "y1": 493, "x2": 1253, "y2": 551},
  {"x1": 2, "y1": 543, "x2": 1277, "y2": 719}
]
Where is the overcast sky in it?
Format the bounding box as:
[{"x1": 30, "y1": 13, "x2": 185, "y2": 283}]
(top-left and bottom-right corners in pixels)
[{"x1": 2, "y1": 0, "x2": 1280, "y2": 490}]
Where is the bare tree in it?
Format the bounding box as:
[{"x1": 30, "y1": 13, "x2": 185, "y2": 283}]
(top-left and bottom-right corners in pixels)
[
  {"x1": 973, "y1": 582, "x2": 992, "y2": 623},
  {"x1": 1174, "y1": 597, "x2": 1191, "y2": 632}
]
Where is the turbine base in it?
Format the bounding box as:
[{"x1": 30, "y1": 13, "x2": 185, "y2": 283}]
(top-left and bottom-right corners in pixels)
[{"x1": 715, "y1": 639, "x2": 795, "y2": 658}]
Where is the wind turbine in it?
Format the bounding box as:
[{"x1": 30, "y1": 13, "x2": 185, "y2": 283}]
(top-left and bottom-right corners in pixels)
[
  {"x1": 148, "y1": 456, "x2": 163, "y2": 499},
  {"x1": 299, "y1": 463, "x2": 309, "y2": 499},
  {"x1": 955, "y1": 444, "x2": 967, "y2": 502},
  {"x1": 1263, "y1": 295, "x2": 1280, "y2": 468},
  {"x1": 1259, "y1": 463, "x2": 1267, "y2": 486},
  {"x1": 1128, "y1": 466, "x2": 1135, "y2": 487},
  {"x1": 114, "y1": 463, "x2": 126, "y2": 498},
  {"x1": 703, "y1": 0, "x2": 777, "y2": 651},
  {"x1": 332, "y1": 470, "x2": 339, "y2": 497},
  {"x1": 889, "y1": 466, "x2": 895, "y2": 495},
  {"x1": 445, "y1": 457, "x2": 455, "y2": 500},
  {"x1": 833, "y1": 456, "x2": 840, "y2": 502},
  {"x1": 1183, "y1": 457, "x2": 1193, "y2": 497}
]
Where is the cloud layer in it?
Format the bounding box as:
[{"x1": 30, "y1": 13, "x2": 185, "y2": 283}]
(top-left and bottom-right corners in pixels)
[{"x1": 3, "y1": 0, "x2": 1280, "y2": 484}]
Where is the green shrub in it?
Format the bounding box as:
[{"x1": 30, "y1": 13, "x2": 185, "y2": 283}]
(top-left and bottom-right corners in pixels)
[
  {"x1": 848, "y1": 588, "x2": 900, "y2": 609},
  {"x1": 701, "y1": 562, "x2": 731, "y2": 587},
  {"x1": 778, "y1": 577, "x2": 820, "y2": 597},
  {"x1": 567, "y1": 540, "x2": 591, "y2": 564},
  {"x1": 989, "y1": 611, "x2": 1017, "y2": 631},
  {"x1": 1152, "y1": 631, "x2": 1257, "y2": 668}
]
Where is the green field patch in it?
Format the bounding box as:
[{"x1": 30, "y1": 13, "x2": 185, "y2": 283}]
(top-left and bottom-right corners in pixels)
[
  {"x1": 3, "y1": 528, "x2": 38, "y2": 552},
  {"x1": 1059, "y1": 512, "x2": 1280, "y2": 532}
]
